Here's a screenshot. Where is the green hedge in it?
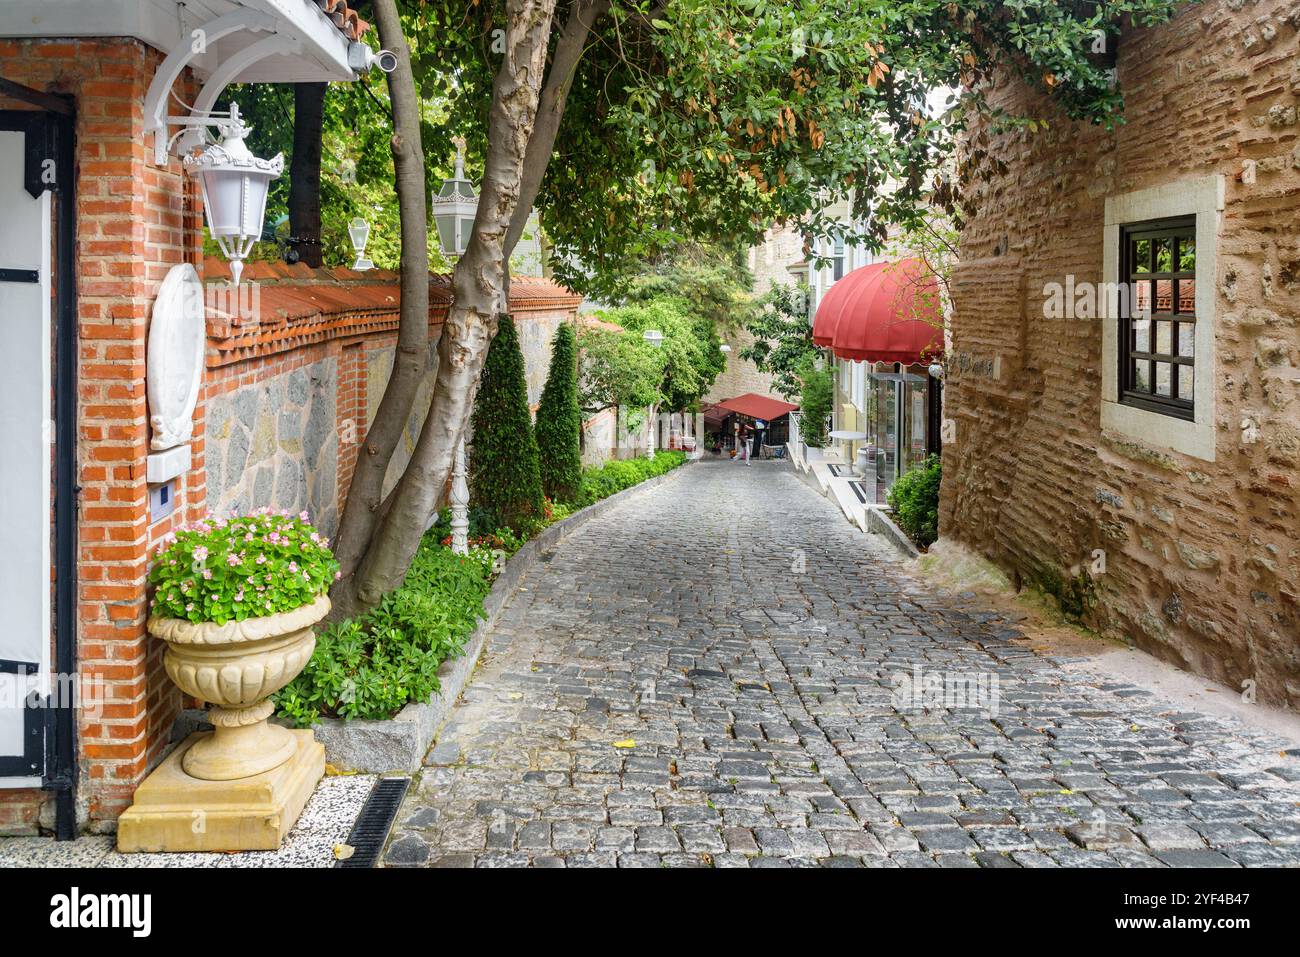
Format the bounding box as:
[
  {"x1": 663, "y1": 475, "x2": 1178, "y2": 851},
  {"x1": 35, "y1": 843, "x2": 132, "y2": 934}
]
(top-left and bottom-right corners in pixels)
[
  {"x1": 887, "y1": 454, "x2": 941, "y2": 549},
  {"x1": 573, "y1": 450, "x2": 687, "y2": 507},
  {"x1": 275, "y1": 533, "x2": 490, "y2": 726}
]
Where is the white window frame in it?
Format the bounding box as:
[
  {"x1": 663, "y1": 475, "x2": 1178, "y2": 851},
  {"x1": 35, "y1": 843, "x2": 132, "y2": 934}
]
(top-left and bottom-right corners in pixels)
[
  {"x1": 851, "y1": 361, "x2": 866, "y2": 412},
  {"x1": 1101, "y1": 175, "x2": 1222, "y2": 462}
]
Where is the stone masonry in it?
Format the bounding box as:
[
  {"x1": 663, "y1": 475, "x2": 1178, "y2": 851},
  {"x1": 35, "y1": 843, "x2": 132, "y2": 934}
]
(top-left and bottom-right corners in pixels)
[
  {"x1": 384, "y1": 461, "x2": 1300, "y2": 868},
  {"x1": 943, "y1": 0, "x2": 1300, "y2": 707}
]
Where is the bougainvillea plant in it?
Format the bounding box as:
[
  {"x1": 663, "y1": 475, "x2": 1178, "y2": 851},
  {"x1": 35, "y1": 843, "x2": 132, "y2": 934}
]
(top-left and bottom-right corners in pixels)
[{"x1": 149, "y1": 509, "x2": 341, "y2": 625}]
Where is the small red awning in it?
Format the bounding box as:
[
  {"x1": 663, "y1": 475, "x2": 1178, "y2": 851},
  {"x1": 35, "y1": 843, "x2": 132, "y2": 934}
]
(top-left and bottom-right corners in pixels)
[
  {"x1": 714, "y1": 393, "x2": 799, "y2": 421},
  {"x1": 811, "y1": 259, "x2": 943, "y2": 364}
]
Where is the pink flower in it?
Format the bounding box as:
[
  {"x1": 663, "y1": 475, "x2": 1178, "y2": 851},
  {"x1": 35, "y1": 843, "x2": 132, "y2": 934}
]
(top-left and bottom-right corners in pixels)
[
  {"x1": 226, "y1": 553, "x2": 241, "y2": 567},
  {"x1": 256, "y1": 554, "x2": 267, "y2": 565},
  {"x1": 299, "y1": 510, "x2": 310, "y2": 521},
  {"x1": 202, "y1": 569, "x2": 212, "y2": 580},
  {"x1": 192, "y1": 546, "x2": 209, "y2": 562},
  {"x1": 288, "y1": 562, "x2": 298, "y2": 573}
]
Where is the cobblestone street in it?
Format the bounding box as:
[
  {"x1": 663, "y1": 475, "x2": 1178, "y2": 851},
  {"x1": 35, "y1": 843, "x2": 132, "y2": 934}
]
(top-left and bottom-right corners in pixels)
[{"x1": 384, "y1": 460, "x2": 1300, "y2": 868}]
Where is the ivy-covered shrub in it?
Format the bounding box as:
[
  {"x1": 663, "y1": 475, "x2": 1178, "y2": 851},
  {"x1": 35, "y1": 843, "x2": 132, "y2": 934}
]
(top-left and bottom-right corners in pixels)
[
  {"x1": 469, "y1": 315, "x2": 544, "y2": 534},
  {"x1": 536, "y1": 322, "x2": 583, "y2": 502},
  {"x1": 573, "y1": 450, "x2": 686, "y2": 507},
  {"x1": 275, "y1": 532, "x2": 490, "y2": 725},
  {"x1": 887, "y1": 454, "x2": 942, "y2": 549},
  {"x1": 149, "y1": 509, "x2": 338, "y2": 625}
]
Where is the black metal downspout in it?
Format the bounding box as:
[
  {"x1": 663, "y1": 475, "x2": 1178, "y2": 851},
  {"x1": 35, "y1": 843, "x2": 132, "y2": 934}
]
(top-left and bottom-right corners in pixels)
[{"x1": 51, "y1": 99, "x2": 79, "y2": 841}]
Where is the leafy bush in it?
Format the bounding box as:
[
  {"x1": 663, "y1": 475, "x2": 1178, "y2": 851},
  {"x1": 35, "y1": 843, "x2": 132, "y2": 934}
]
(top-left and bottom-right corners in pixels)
[
  {"x1": 149, "y1": 508, "x2": 338, "y2": 625},
  {"x1": 535, "y1": 322, "x2": 583, "y2": 501},
  {"x1": 796, "y1": 354, "x2": 833, "y2": 447},
  {"x1": 469, "y1": 315, "x2": 544, "y2": 534},
  {"x1": 573, "y1": 451, "x2": 686, "y2": 508},
  {"x1": 887, "y1": 454, "x2": 942, "y2": 549},
  {"x1": 275, "y1": 533, "x2": 490, "y2": 725}
]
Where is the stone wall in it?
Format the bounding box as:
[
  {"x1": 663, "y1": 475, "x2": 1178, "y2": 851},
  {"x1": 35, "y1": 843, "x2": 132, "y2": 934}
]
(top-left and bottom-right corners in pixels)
[
  {"x1": 943, "y1": 0, "x2": 1300, "y2": 706},
  {"x1": 206, "y1": 358, "x2": 340, "y2": 534},
  {"x1": 201, "y1": 266, "x2": 588, "y2": 543}
]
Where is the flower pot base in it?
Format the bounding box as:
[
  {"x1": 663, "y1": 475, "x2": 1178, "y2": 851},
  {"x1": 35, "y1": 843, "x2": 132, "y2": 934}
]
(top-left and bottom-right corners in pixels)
[
  {"x1": 181, "y1": 710, "x2": 297, "y2": 781},
  {"x1": 116, "y1": 729, "x2": 324, "y2": 853}
]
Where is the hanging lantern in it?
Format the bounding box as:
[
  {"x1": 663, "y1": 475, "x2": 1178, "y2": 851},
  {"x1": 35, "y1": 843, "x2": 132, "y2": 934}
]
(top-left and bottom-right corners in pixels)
[
  {"x1": 432, "y1": 141, "x2": 478, "y2": 257},
  {"x1": 184, "y1": 104, "x2": 283, "y2": 287},
  {"x1": 643, "y1": 329, "x2": 665, "y2": 348},
  {"x1": 348, "y1": 217, "x2": 374, "y2": 271}
]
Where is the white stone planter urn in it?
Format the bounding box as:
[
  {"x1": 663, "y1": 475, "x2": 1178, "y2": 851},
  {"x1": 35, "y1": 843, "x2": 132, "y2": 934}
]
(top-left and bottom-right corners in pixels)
[{"x1": 149, "y1": 593, "x2": 331, "y2": 780}]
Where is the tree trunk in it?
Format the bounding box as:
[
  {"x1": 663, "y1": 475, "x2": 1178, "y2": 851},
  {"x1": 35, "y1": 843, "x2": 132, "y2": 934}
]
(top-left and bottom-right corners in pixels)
[
  {"x1": 288, "y1": 82, "x2": 325, "y2": 267},
  {"x1": 344, "y1": 0, "x2": 558, "y2": 611},
  {"x1": 328, "y1": 0, "x2": 430, "y2": 620},
  {"x1": 503, "y1": 0, "x2": 609, "y2": 257}
]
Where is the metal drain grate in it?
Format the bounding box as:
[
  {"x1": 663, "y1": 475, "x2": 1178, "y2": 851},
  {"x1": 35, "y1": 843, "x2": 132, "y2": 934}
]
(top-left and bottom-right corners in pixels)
[{"x1": 336, "y1": 776, "x2": 410, "y2": 868}]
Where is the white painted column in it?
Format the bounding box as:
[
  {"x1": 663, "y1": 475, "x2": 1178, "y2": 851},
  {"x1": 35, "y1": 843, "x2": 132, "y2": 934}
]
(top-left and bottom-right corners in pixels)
[{"x1": 450, "y1": 438, "x2": 469, "y2": 555}]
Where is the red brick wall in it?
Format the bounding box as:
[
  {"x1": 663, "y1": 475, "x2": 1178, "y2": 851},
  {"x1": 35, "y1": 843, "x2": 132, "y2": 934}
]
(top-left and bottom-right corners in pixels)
[
  {"x1": 943, "y1": 0, "x2": 1300, "y2": 706},
  {"x1": 0, "y1": 37, "x2": 201, "y2": 832}
]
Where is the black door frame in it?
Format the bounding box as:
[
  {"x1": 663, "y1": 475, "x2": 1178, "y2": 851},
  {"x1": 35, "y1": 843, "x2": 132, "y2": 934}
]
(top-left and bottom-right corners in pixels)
[{"x1": 0, "y1": 79, "x2": 79, "y2": 841}]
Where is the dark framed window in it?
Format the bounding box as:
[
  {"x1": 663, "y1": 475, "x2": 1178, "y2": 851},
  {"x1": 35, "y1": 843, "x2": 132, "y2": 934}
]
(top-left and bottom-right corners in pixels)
[
  {"x1": 832, "y1": 235, "x2": 845, "y2": 281},
  {"x1": 1118, "y1": 216, "x2": 1196, "y2": 421}
]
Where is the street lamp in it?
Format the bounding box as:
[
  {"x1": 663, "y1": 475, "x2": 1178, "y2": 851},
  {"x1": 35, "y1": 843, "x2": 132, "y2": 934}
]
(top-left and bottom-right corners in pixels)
[
  {"x1": 434, "y1": 141, "x2": 480, "y2": 556},
  {"x1": 348, "y1": 217, "x2": 374, "y2": 271},
  {"x1": 432, "y1": 140, "x2": 478, "y2": 257},
  {"x1": 184, "y1": 104, "x2": 283, "y2": 288},
  {"x1": 641, "y1": 329, "x2": 665, "y2": 458},
  {"x1": 927, "y1": 361, "x2": 945, "y2": 380}
]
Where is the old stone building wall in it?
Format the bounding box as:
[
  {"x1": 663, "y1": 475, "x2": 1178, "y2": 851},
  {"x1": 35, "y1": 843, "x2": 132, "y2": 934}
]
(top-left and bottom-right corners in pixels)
[{"x1": 943, "y1": 0, "x2": 1300, "y2": 706}]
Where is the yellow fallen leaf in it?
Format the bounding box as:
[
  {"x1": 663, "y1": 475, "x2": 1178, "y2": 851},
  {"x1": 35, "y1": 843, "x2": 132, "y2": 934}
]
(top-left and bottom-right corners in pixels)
[
  {"x1": 508, "y1": 692, "x2": 524, "y2": 700},
  {"x1": 333, "y1": 844, "x2": 356, "y2": 861},
  {"x1": 324, "y1": 763, "x2": 359, "y2": 776},
  {"x1": 612, "y1": 739, "x2": 637, "y2": 749}
]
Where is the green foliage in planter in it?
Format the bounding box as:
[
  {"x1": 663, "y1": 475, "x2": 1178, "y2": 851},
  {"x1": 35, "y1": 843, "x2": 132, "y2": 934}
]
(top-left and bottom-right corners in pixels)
[
  {"x1": 796, "y1": 354, "x2": 833, "y2": 447},
  {"x1": 469, "y1": 315, "x2": 544, "y2": 534},
  {"x1": 275, "y1": 533, "x2": 490, "y2": 725},
  {"x1": 535, "y1": 322, "x2": 583, "y2": 502},
  {"x1": 149, "y1": 509, "x2": 338, "y2": 625},
  {"x1": 887, "y1": 454, "x2": 942, "y2": 549},
  {"x1": 572, "y1": 451, "x2": 687, "y2": 508}
]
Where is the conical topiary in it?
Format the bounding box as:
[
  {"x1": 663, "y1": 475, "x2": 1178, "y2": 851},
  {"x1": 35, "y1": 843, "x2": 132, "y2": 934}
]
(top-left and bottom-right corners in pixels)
[
  {"x1": 469, "y1": 315, "x2": 544, "y2": 533},
  {"x1": 535, "y1": 322, "x2": 583, "y2": 502}
]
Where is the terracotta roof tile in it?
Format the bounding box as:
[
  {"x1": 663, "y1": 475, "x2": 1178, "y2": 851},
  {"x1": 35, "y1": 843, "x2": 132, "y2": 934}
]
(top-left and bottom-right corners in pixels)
[
  {"x1": 312, "y1": 0, "x2": 369, "y2": 41},
  {"x1": 202, "y1": 257, "x2": 582, "y2": 369}
]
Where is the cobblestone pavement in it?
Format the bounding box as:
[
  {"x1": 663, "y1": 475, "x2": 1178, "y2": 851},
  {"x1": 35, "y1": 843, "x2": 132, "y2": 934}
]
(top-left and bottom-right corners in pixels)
[{"x1": 384, "y1": 459, "x2": 1300, "y2": 868}]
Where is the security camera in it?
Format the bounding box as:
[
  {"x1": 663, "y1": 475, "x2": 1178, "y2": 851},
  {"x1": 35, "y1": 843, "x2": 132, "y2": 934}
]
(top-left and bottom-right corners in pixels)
[{"x1": 348, "y1": 42, "x2": 399, "y2": 74}]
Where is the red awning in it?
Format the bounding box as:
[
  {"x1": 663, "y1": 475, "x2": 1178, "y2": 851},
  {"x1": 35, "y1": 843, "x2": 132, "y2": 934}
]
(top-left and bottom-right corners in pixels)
[
  {"x1": 714, "y1": 393, "x2": 799, "y2": 421},
  {"x1": 811, "y1": 259, "x2": 943, "y2": 364}
]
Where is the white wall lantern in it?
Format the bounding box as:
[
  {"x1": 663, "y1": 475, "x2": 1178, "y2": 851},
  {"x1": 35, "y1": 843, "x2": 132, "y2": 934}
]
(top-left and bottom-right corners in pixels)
[
  {"x1": 349, "y1": 217, "x2": 373, "y2": 270},
  {"x1": 184, "y1": 105, "x2": 282, "y2": 288},
  {"x1": 432, "y1": 142, "x2": 478, "y2": 257}
]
